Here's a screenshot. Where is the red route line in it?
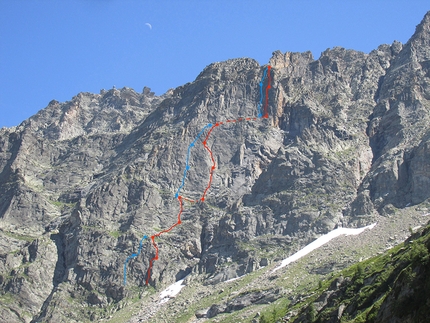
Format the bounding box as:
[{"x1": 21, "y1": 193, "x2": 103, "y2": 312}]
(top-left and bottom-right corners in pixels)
[
  {"x1": 146, "y1": 196, "x2": 184, "y2": 285},
  {"x1": 263, "y1": 65, "x2": 272, "y2": 118},
  {"x1": 201, "y1": 122, "x2": 219, "y2": 201},
  {"x1": 145, "y1": 66, "x2": 271, "y2": 285}
]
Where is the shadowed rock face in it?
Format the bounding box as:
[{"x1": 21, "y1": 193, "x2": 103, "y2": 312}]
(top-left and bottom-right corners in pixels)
[{"x1": 1, "y1": 11, "x2": 430, "y2": 323}]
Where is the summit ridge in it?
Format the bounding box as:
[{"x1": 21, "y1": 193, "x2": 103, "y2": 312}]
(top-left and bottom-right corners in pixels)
[{"x1": 1, "y1": 11, "x2": 430, "y2": 323}]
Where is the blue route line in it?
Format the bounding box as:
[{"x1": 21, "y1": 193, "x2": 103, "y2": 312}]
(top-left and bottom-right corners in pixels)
[
  {"x1": 123, "y1": 235, "x2": 148, "y2": 285},
  {"x1": 123, "y1": 67, "x2": 269, "y2": 287},
  {"x1": 174, "y1": 67, "x2": 269, "y2": 199},
  {"x1": 257, "y1": 67, "x2": 268, "y2": 118},
  {"x1": 174, "y1": 123, "x2": 213, "y2": 198}
]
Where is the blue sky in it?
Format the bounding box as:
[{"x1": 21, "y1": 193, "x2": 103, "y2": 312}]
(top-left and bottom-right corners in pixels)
[{"x1": 1, "y1": 1, "x2": 429, "y2": 128}]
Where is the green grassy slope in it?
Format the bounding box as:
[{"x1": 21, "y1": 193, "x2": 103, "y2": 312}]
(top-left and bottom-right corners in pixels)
[{"x1": 261, "y1": 222, "x2": 430, "y2": 323}]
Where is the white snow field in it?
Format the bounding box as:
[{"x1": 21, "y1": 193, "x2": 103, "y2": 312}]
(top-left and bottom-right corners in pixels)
[
  {"x1": 158, "y1": 275, "x2": 189, "y2": 304},
  {"x1": 156, "y1": 223, "x2": 377, "y2": 304},
  {"x1": 272, "y1": 223, "x2": 377, "y2": 273}
]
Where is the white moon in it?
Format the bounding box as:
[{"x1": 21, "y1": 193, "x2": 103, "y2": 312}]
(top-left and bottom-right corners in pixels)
[{"x1": 145, "y1": 23, "x2": 152, "y2": 30}]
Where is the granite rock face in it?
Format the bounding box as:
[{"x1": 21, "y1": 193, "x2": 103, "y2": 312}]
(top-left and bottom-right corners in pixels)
[{"x1": 1, "y1": 11, "x2": 430, "y2": 323}]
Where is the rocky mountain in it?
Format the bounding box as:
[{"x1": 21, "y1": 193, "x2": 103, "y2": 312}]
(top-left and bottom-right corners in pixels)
[{"x1": 1, "y1": 10, "x2": 430, "y2": 323}]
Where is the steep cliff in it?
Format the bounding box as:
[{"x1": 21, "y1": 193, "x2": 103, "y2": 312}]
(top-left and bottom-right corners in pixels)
[{"x1": 1, "y1": 11, "x2": 430, "y2": 323}]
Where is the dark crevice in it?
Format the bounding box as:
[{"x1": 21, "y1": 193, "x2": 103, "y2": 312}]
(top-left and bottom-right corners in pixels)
[
  {"x1": 0, "y1": 132, "x2": 22, "y2": 184},
  {"x1": 30, "y1": 232, "x2": 67, "y2": 323},
  {"x1": 30, "y1": 286, "x2": 58, "y2": 323},
  {"x1": 50, "y1": 233, "x2": 67, "y2": 287},
  {"x1": 31, "y1": 211, "x2": 81, "y2": 322},
  {"x1": 373, "y1": 75, "x2": 385, "y2": 103}
]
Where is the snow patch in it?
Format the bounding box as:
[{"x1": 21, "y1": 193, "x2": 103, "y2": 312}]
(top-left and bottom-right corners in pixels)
[
  {"x1": 158, "y1": 275, "x2": 188, "y2": 304},
  {"x1": 272, "y1": 223, "x2": 377, "y2": 273},
  {"x1": 224, "y1": 276, "x2": 240, "y2": 283}
]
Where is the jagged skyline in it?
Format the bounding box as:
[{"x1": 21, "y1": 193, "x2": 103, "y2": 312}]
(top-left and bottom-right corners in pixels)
[
  {"x1": 1, "y1": 10, "x2": 430, "y2": 321},
  {"x1": 1, "y1": 1, "x2": 429, "y2": 128}
]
